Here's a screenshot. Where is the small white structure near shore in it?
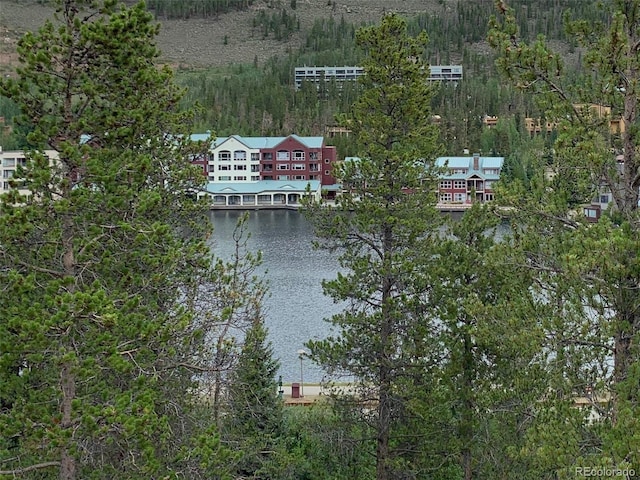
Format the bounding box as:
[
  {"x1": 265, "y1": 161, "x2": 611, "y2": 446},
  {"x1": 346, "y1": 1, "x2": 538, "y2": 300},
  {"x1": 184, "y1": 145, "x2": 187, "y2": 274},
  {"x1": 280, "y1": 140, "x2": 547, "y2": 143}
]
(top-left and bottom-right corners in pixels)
[{"x1": 197, "y1": 180, "x2": 322, "y2": 209}]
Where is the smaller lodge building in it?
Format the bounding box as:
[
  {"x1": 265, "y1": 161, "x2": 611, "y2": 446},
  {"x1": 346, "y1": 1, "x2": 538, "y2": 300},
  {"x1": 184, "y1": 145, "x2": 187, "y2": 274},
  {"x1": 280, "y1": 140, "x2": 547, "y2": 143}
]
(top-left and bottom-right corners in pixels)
[{"x1": 435, "y1": 154, "x2": 504, "y2": 206}]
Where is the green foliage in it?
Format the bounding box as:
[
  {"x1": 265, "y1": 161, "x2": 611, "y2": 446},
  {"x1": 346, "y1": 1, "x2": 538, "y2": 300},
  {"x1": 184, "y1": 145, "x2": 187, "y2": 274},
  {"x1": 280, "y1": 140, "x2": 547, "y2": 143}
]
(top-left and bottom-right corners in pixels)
[
  {"x1": 427, "y1": 204, "x2": 545, "y2": 478},
  {"x1": 254, "y1": 8, "x2": 299, "y2": 41},
  {"x1": 223, "y1": 317, "x2": 284, "y2": 478},
  {"x1": 489, "y1": 0, "x2": 640, "y2": 474},
  {"x1": 147, "y1": 0, "x2": 255, "y2": 19},
  {"x1": 266, "y1": 405, "x2": 375, "y2": 480},
  {"x1": 304, "y1": 14, "x2": 445, "y2": 480},
  {"x1": 0, "y1": 1, "x2": 236, "y2": 478}
]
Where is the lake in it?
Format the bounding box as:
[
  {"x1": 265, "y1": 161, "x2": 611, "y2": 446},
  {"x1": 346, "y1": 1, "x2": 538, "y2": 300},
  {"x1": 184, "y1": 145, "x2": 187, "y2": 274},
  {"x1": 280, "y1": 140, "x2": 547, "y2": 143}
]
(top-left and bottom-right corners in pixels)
[
  {"x1": 208, "y1": 209, "x2": 342, "y2": 384},
  {"x1": 208, "y1": 209, "x2": 505, "y2": 384}
]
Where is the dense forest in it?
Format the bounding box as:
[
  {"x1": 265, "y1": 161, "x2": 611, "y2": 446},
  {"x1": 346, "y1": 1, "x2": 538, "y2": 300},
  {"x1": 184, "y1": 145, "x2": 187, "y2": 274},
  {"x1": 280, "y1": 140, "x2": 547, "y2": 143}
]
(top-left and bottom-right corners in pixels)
[
  {"x1": 0, "y1": 0, "x2": 609, "y2": 161},
  {"x1": 3, "y1": 0, "x2": 640, "y2": 478}
]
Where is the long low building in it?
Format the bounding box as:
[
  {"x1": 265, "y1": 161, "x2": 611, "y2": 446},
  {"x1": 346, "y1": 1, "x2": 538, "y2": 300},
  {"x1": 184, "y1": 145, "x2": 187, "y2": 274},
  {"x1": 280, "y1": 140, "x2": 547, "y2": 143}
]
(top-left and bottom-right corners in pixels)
[
  {"x1": 196, "y1": 180, "x2": 322, "y2": 209},
  {"x1": 294, "y1": 65, "x2": 463, "y2": 89},
  {"x1": 1, "y1": 149, "x2": 59, "y2": 198}
]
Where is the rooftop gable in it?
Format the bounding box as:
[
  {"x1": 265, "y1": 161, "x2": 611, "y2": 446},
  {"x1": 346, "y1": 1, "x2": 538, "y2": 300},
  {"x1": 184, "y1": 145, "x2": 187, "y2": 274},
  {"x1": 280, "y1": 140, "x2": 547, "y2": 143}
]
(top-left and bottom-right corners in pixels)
[
  {"x1": 211, "y1": 135, "x2": 259, "y2": 151},
  {"x1": 435, "y1": 156, "x2": 504, "y2": 171},
  {"x1": 270, "y1": 134, "x2": 324, "y2": 150},
  {"x1": 190, "y1": 134, "x2": 327, "y2": 150}
]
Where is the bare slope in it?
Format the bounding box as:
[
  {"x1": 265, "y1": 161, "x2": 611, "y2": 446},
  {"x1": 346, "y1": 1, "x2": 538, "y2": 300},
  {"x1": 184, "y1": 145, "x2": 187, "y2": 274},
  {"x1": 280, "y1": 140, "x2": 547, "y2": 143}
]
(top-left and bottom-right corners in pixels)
[{"x1": 0, "y1": 0, "x2": 437, "y2": 73}]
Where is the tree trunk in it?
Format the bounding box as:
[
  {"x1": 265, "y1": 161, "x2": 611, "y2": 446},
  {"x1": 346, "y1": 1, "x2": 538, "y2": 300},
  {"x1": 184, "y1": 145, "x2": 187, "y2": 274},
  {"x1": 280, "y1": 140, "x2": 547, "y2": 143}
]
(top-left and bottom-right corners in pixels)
[
  {"x1": 60, "y1": 362, "x2": 76, "y2": 480},
  {"x1": 376, "y1": 361, "x2": 392, "y2": 480},
  {"x1": 612, "y1": 285, "x2": 640, "y2": 425},
  {"x1": 461, "y1": 331, "x2": 474, "y2": 480},
  {"x1": 59, "y1": 181, "x2": 77, "y2": 479},
  {"x1": 376, "y1": 224, "x2": 394, "y2": 480}
]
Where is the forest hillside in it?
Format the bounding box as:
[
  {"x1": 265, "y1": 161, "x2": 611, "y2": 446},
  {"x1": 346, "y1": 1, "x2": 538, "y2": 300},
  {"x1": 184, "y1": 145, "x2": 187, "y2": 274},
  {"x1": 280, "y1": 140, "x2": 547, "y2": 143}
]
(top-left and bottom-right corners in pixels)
[
  {"x1": 0, "y1": 0, "x2": 601, "y2": 153},
  {"x1": 1, "y1": 0, "x2": 437, "y2": 72}
]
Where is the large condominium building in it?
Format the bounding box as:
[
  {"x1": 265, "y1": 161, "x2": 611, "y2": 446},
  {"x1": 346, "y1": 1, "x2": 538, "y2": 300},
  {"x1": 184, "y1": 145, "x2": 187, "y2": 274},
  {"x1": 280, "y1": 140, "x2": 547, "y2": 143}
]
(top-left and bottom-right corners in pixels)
[
  {"x1": 294, "y1": 65, "x2": 463, "y2": 90},
  {"x1": 190, "y1": 133, "x2": 338, "y2": 186}
]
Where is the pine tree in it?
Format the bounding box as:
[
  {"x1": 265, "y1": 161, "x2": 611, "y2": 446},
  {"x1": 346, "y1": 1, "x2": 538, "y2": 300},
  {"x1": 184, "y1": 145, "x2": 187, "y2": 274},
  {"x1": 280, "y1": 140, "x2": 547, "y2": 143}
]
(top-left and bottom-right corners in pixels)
[
  {"x1": 225, "y1": 317, "x2": 283, "y2": 478},
  {"x1": 489, "y1": 0, "x2": 640, "y2": 473},
  {"x1": 425, "y1": 203, "x2": 543, "y2": 479},
  {"x1": 0, "y1": 1, "x2": 221, "y2": 478},
  {"x1": 304, "y1": 14, "x2": 443, "y2": 480}
]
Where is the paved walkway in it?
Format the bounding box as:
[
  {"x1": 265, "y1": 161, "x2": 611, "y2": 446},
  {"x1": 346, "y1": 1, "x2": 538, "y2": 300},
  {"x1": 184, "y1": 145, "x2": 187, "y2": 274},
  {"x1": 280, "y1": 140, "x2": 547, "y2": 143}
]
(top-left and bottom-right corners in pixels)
[{"x1": 279, "y1": 383, "x2": 356, "y2": 406}]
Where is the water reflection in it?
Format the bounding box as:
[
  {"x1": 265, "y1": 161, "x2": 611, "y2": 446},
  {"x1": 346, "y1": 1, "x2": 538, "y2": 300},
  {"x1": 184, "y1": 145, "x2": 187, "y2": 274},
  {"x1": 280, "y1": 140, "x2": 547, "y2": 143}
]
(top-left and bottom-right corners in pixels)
[
  {"x1": 207, "y1": 210, "x2": 341, "y2": 383},
  {"x1": 207, "y1": 209, "x2": 510, "y2": 383}
]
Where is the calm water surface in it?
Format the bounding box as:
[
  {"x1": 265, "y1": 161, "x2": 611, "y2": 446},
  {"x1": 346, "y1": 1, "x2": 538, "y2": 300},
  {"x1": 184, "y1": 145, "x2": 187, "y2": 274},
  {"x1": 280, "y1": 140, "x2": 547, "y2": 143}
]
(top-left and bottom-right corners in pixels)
[
  {"x1": 207, "y1": 210, "x2": 508, "y2": 384},
  {"x1": 208, "y1": 210, "x2": 341, "y2": 383}
]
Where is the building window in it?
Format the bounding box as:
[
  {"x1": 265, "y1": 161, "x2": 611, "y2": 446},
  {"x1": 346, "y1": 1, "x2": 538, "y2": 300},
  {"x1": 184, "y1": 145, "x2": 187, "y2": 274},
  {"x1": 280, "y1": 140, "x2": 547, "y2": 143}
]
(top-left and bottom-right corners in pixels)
[
  {"x1": 324, "y1": 158, "x2": 330, "y2": 163},
  {"x1": 293, "y1": 175, "x2": 306, "y2": 180},
  {"x1": 219, "y1": 164, "x2": 231, "y2": 171},
  {"x1": 3, "y1": 158, "x2": 16, "y2": 167},
  {"x1": 250, "y1": 165, "x2": 260, "y2": 172},
  {"x1": 454, "y1": 192, "x2": 466, "y2": 202},
  {"x1": 584, "y1": 207, "x2": 598, "y2": 218},
  {"x1": 251, "y1": 175, "x2": 260, "y2": 181},
  {"x1": 219, "y1": 175, "x2": 231, "y2": 181},
  {"x1": 453, "y1": 180, "x2": 466, "y2": 189},
  {"x1": 251, "y1": 152, "x2": 260, "y2": 161},
  {"x1": 483, "y1": 168, "x2": 499, "y2": 175},
  {"x1": 3, "y1": 170, "x2": 14, "y2": 179},
  {"x1": 309, "y1": 175, "x2": 318, "y2": 180},
  {"x1": 292, "y1": 164, "x2": 305, "y2": 170},
  {"x1": 440, "y1": 180, "x2": 452, "y2": 189},
  {"x1": 218, "y1": 150, "x2": 231, "y2": 161},
  {"x1": 309, "y1": 163, "x2": 319, "y2": 172},
  {"x1": 233, "y1": 150, "x2": 246, "y2": 161},
  {"x1": 439, "y1": 192, "x2": 452, "y2": 203},
  {"x1": 293, "y1": 150, "x2": 305, "y2": 161},
  {"x1": 277, "y1": 164, "x2": 289, "y2": 170},
  {"x1": 309, "y1": 152, "x2": 318, "y2": 160},
  {"x1": 452, "y1": 168, "x2": 467, "y2": 174},
  {"x1": 263, "y1": 175, "x2": 273, "y2": 180},
  {"x1": 277, "y1": 150, "x2": 290, "y2": 161},
  {"x1": 233, "y1": 165, "x2": 247, "y2": 171},
  {"x1": 600, "y1": 194, "x2": 610, "y2": 203},
  {"x1": 263, "y1": 164, "x2": 273, "y2": 172},
  {"x1": 277, "y1": 175, "x2": 290, "y2": 180},
  {"x1": 485, "y1": 193, "x2": 494, "y2": 202},
  {"x1": 263, "y1": 152, "x2": 273, "y2": 161},
  {"x1": 234, "y1": 175, "x2": 247, "y2": 181},
  {"x1": 324, "y1": 170, "x2": 330, "y2": 175}
]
